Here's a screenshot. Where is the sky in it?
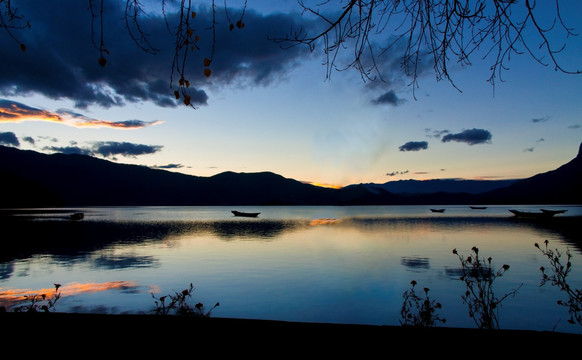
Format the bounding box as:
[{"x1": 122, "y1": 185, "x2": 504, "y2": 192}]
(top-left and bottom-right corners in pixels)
[{"x1": 0, "y1": 0, "x2": 581, "y2": 188}]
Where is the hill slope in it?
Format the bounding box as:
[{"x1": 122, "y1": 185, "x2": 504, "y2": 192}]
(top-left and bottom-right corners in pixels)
[
  {"x1": 0, "y1": 146, "x2": 339, "y2": 206},
  {"x1": 478, "y1": 143, "x2": 582, "y2": 204},
  {"x1": 1, "y1": 143, "x2": 580, "y2": 206}
]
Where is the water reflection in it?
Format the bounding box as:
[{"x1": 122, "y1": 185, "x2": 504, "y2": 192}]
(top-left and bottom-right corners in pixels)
[
  {"x1": 0, "y1": 281, "x2": 140, "y2": 310},
  {"x1": 401, "y1": 256, "x2": 430, "y2": 271},
  {"x1": 1, "y1": 208, "x2": 581, "y2": 333},
  {"x1": 2, "y1": 215, "x2": 581, "y2": 272}
]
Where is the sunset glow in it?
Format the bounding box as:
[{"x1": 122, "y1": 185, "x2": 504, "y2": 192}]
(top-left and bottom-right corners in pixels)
[
  {"x1": 0, "y1": 99, "x2": 162, "y2": 129},
  {"x1": 0, "y1": 1, "x2": 580, "y2": 186},
  {"x1": 305, "y1": 182, "x2": 343, "y2": 190},
  {"x1": 0, "y1": 281, "x2": 140, "y2": 309}
]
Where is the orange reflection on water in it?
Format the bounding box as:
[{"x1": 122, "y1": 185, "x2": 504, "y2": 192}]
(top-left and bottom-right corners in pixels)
[
  {"x1": 0, "y1": 281, "x2": 138, "y2": 309},
  {"x1": 309, "y1": 218, "x2": 339, "y2": 226}
]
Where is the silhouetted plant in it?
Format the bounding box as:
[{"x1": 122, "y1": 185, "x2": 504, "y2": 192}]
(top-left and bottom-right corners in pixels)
[
  {"x1": 453, "y1": 247, "x2": 521, "y2": 330},
  {"x1": 536, "y1": 240, "x2": 582, "y2": 327},
  {"x1": 13, "y1": 283, "x2": 61, "y2": 313},
  {"x1": 152, "y1": 283, "x2": 219, "y2": 317},
  {"x1": 400, "y1": 280, "x2": 446, "y2": 327}
]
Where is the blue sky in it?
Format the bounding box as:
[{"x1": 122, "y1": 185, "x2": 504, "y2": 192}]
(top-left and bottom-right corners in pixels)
[{"x1": 1, "y1": 1, "x2": 581, "y2": 187}]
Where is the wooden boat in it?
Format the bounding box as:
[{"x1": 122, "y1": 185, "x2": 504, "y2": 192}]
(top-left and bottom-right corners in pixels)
[
  {"x1": 470, "y1": 206, "x2": 487, "y2": 210},
  {"x1": 540, "y1": 209, "x2": 567, "y2": 215},
  {"x1": 430, "y1": 209, "x2": 445, "y2": 213},
  {"x1": 508, "y1": 209, "x2": 555, "y2": 218},
  {"x1": 69, "y1": 212, "x2": 84, "y2": 221},
  {"x1": 231, "y1": 210, "x2": 260, "y2": 218}
]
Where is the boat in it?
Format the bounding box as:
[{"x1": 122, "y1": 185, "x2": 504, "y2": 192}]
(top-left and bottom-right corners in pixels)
[
  {"x1": 540, "y1": 209, "x2": 567, "y2": 215},
  {"x1": 430, "y1": 209, "x2": 445, "y2": 213},
  {"x1": 508, "y1": 209, "x2": 556, "y2": 218},
  {"x1": 69, "y1": 212, "x2": 84, "y2": 221},
  {"x1": 470, "y1": 206, "x2": 487, "y2": 210},
  {"x1": 231, "y1": 210, "x2": 260, "y2": 218}
]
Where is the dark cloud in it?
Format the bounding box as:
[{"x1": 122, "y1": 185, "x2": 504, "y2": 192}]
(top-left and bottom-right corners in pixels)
[
  {"x1": 524, "y1": 147, "x2": 534, "y2": 152},
  {"x1": 425, "y1": 128, "x2": 450, "y2": 138},
  {"x1": 44, "y1": 141, "x2": 162, "y2": 159},
  {"x1": 91, "y1": 141, "x2": 163, "y2": 158},
  {"x1": 44, "y1": 146, "x2": 93, "y2": 156},
  {"x1": 371, "y1": 90, "x2": 404, "y2": 106},
  {"x1": 399, "y1": 141, "x2": 428, "y2": 152},
  {"x1": 0, "y1": 99, "x2": 162, "y2": 128},
  {"x1": 386, "y1": 170, "x2": 409, "y2": 177},
  {"x1": 0, "y1": 2, "x2": 310, "y2": 109},
  {"x1": 531, "y1": 116, "x2": 550, "y2": 123},
  {"x1": 0, "y1": 131, "x2": 19, "y2": 146},
  {"x1": 568, "y1": 124, "x2": 581, "y2": 129},
  {"x1": 153, "y1": 164, "x2": 184, "y2": 169},
  {"x1": 441, "y1": 128, "x2": 492, "y2": 145},
  {"x1": 22, "y1": 136, "x2": 35, "y2": 145}
]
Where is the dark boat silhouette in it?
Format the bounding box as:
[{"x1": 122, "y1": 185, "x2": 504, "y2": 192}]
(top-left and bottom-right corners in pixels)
[
  {"x1": 540, "y1": 209, "x2": 567, "y2": 215},
  {"x1": 430, "y1": 209, "x2": 445, "y2": 213},
  {"x1": 232, "y1": 210, "x2": 260, "y2": 218},
  {"x1": 508, "y1": 209, "x2": 556, "y2": 218},
  {"x1": 470, "y1": 206, "x2": 487, "y2": 209},
  {"x1": 69, "y1": 212, "x2": 84, "y2": 221}
]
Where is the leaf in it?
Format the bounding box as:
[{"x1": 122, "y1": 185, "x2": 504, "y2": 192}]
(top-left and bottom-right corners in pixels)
[
  {"x1": 236, "y1": 20, "x2": 245, "y2": 29},
  {"x1": 98, "y1": 57, "x2": 107, "y2": 67},
  {"x1": 19, "y1": 43, "x2": 26, "y2": 52},
  {"x1": 203, "y1": 58, "x2": 211, "y2": 67},
  {"x1": 191, "y1": 11, "x2": 196, "y2": 18},
  {"x1": 203, "y1": 68, "x2": 212, "y2": 77},
  {"x1": 174, "y1": 90, "x2": 180, "y2": 99}
]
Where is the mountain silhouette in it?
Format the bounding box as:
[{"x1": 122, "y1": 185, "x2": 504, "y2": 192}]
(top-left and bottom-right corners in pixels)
[
  {"x1": 477, "y1": 143, "x2": 582, "y2": 204},
  {"x1": 0, "y1": 143, "x2": 580, "y2": 207},
  {"x1": 360, "y1": 178, "x2": 518, "y2": 195},
  {"x1": 0, "y1": 146, "x2": 341, "y2": 206}
]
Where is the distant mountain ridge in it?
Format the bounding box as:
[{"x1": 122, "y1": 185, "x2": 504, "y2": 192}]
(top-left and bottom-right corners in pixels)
[
  {"x1": 354, "y1": 178, "x2": 519, "y2": 195},
  {"x1": 0, "y1": 144, "x2": 580, "y2": 207}
]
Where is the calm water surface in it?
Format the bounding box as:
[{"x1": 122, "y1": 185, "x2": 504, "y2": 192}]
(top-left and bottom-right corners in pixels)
[{"x1": 1, "y1": 205, "x2": 581, "y2": 333}]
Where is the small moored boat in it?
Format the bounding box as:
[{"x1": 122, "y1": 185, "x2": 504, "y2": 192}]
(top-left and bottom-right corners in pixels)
[
  {"x1": 470, "y1": 206, "x2": 487, "y2": 210},
  {"x1": 508, "y1": 209, "x2": 555, "y2": 218},
  {"x1": 232, "y1": 210, "x2": 260, "y2": 218},
  {"x1": 540, "y1": 209, "x2": 567, "y2": 215},
  {"x1": 430, "y1": 209, "x2": 445, "y2": 213},
  {"x1": 69, "y1": 212, "x2": 84, "y2": 221}
]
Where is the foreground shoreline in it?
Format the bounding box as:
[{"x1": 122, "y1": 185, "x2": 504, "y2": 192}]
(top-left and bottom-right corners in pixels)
[{"x1": 2, "y1": 312, "x2": 580, "y2": 353}]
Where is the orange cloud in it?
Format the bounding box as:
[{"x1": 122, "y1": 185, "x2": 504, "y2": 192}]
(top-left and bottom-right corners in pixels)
[{"x1": 0, "y1": 99, "x2": 162, "y2": 129}]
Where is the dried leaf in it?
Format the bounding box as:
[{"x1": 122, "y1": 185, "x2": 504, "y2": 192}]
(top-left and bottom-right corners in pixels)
[
  {"x1": 98, "y1": 57, "x2": 107, "y2": 67},
  {"x1": 203, "y1": 68, "x2": 212, "y2": 77},
  {"x1": 203, "y1": 58, "x2": 211, "y2": 67}
]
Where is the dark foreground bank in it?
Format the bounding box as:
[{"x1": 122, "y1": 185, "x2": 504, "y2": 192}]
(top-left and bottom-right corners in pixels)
[{"x1": 1, "y1": 312, "x2": 579, "y2": 355}]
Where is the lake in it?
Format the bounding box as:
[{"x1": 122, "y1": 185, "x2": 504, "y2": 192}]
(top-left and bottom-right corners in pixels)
[{"x1": 1, "y1": 205, "x2": 581, "y2": 334}]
